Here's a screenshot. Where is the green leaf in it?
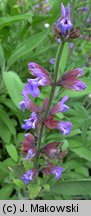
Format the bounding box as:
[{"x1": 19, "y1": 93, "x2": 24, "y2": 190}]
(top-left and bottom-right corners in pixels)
[
  {"x1": 0, "y1": 185, "x2": 14, "y2": 200},
  {"x1": 68, "y1": 129, "x2": 81, "y2": 137},
  {"x1": 22, "y1": 160, "x2": 33, "y2": 170},
  {"x1": 52, "y1": 179, "x2": 91, "y2": 196},
  {"x1": 28, "y1": 184, "x2": 41, "y2": 199},
  {"x1": 0, "y1": 45, "x2": 5, "y2": 70},
  {"x1": 0, "y1": 108, "x2": 16, "y2": 135},
  {"x1": 5, "y1": 144, "x2": 19, "y2": 162},
  {"x1": 45, "y1": 132, "x2": 63, "y2": 143},
  {"x1": 0, "y1": 158, "x2": 16, "y2": 173},
  {"x1": 68, "y1": 139, "x2": 82, "y2": 148},
  {"x1": 0, "y1": 158, "x2": 16, "y2": 183},
  {"x1": 61, "y1": 140, "x2": 69, "y2": 151},
  {"x1": 58, "y1": 42, "x2": 69, "y2": 77},
  {"x1": 68, "y1": 139, "x2": 91, "y2": 162},
  {"x1": 70, "y1": 146, "x2": 91, "y2": 162},
  {"x1": 44, "y1": 184, "x2": 50, "y2": 192},
  {"x1": 13, "y1": 179, "x2": 25, "y2": 189},
  {"x1": 0, "y1": 119, "x2": 11, "y2": 143},
  {"x1": 0, "y1": 13, "x2": 32, "y2": 28},
  {"x1": 82, "y1": 120, "x2": 88, "y2": 144},
  {"x1": 75, "y1": 167, "x2": 89, "y2": 177},
  {"x1": 3, "y1": 71, "x2": 24, "y2": 108},
  {"x1": 7, "y1": 31, "x2": 49, "y2": 68},
  {"x1": 64, "y1": 159, "x2": 85, "y2": 169}
]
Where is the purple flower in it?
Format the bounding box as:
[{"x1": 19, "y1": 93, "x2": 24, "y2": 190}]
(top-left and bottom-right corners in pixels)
[
  {"x1": 21, "y1": 169, "x2": 38, "y2": 184},
  {"x1": 43, "y1": 163, "x2": 64, "y2": 180},
  {"x1": 41, "y1": 142, "x2": 67, "y2": 159},
  {"x1": 56, "y1": 38, "x2": 61, "y2": 43},
  {"x1": 50, "y1": 166, "x2": 64, "y2": 179},
  {"x1": 45, "y1": 0, "x2": 49, "y2": 3},
  {"x1": 57, "y1": 68, "x2": 87, "y2": 91},
  {"x1": 50, "y1": 58, "x2": 55, "y2": 65},
  {"x1": 45, "y1": 116, "x2": 58, "y2": 129},
  {"x1": 50, "y1": 96, "x2": 69, "y2": 115},
  {"x1": 22, "y1": 78, "x2": 40, "y2": 98},
  {"x1": 26, "y1": 148, "x2": 37, "y2": 160},
  {"x1": 20, "y1": 94, "x2": 39, "y2": 113},
  {"x1": 44, "y1": 0, "x2": 51, "y2": 11},
  {"x1": 56, "y1": 121, "x2": 72, "y2": 135},
  {"x1": 33, "y1": 4, "x2": 40, "y2": 9},
  {"x1": 20, "y1": 100, "x2": 26, "y2": 111},
  {"x1": 45, "y1": 116, "x2": 72, "y2": 135},
  {"x1": 86, "y1": 18, "x2": 91, "y2": 23},
  {"x1": 81, "y1": 6, "x2": 88, "y2": 12},
  {"x1": 22, "y1": 112, "x2": 38, "y2": 130},
  {"x1": 22, "y1": 62, "x2": 52, "y2": 98},
  {"x1": 71, "y1": 81, "x2": 87, "y2": 91},
  {"x1": 28, "y1": 62, "x2": 51, "y2": 81},
  {"x1": 56, "y1": 3, "x2": 72, "y2": 35},
  {"x1": 22, "y1": 133, "x2": 35, "y2": 154},
  {"x1": 41, "y1": 142, "x2": 62, "y2": 158}
]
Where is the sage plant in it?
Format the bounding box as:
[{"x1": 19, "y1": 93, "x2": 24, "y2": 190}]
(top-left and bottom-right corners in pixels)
[{"x1": 20, "y1": 3, "x2": 86, "y2": 185}]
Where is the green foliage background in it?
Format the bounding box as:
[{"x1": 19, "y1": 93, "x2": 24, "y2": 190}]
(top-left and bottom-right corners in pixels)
[{"x1": 0, "y1": 0, "x2": 91, "y2": 200}]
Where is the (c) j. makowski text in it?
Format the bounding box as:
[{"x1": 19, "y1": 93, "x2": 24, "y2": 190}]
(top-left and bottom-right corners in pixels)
[{"x1": 3, "y1": 203, "x2": 79, "y2": 214}]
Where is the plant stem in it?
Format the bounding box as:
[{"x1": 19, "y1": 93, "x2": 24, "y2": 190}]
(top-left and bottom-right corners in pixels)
[
  {"x1": 44, "y1": 42, "x2": 65, "y2": 118},
  {"x1": 36, "y1": 42, "x2": 65, "y2": 168}
]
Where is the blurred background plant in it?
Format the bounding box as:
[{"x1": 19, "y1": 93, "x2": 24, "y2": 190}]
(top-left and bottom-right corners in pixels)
[{"x1": 0, "y1": 0, "x2": 91, "y2": 200}]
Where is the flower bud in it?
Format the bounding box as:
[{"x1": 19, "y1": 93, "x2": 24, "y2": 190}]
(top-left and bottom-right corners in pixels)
[
  {"x1": 41, "y1": 142, "x2": 63, "y2": 158},
  {"x1": 70, "y1": 27, "x2": 80, "y2": 39},
  {"x1": 22, "y1": 133, "x2": 35, "y2": 154}
]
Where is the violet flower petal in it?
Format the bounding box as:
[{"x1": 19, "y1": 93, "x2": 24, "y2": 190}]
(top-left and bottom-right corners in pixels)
[
  {"x1": 23, "y1": 80, "x2": 40, "y2": 98},
  {"x1": 28, "y1": 62, "x2": 50, "y2": 78},
  {"x1": 51, "y1": 167, "x2": 64, "y2": 180},
  {"x1": 21, "y1": 169, "x2": 38, "y2": 184},
  {"x1": 56, "y1": 121, "x2": 72, "y2": 135},
  {"x1": 50, "y1": 96, "x2": 69, "y2": 115},
  {"x1": 22, "y1": 112, "x2": 38, "y2": 130},
  {"x1": 56, "y1": 3, "x2": 72, "y2": 35},
  {"x1": 26, "y1": 148, "x2": 37, "y2": 160},
  {"x1": 71, "y1": 80, "x2": 87, "y2": 91}
]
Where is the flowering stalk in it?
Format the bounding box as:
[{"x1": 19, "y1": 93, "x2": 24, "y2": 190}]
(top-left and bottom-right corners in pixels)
[
  {"x1": 36, "y1": 42, "x2": 65, "y2": 167},
  {"x1": 20, "y1": 3, "x2": 86, "y2": 185}
]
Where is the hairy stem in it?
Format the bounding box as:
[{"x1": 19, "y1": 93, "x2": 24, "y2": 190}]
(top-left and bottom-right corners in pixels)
[{"x1": 36, "y1": 42, "x2": 65, "y2": 168}]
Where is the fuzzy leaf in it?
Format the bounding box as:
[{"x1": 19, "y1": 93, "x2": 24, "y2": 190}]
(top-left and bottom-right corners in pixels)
[
  {"x1": 5, "y1": 144, "x2": 19, "y2": 162},
  {"x1": 3, "y1": 71, "x2": 24, "y2": 108}
]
